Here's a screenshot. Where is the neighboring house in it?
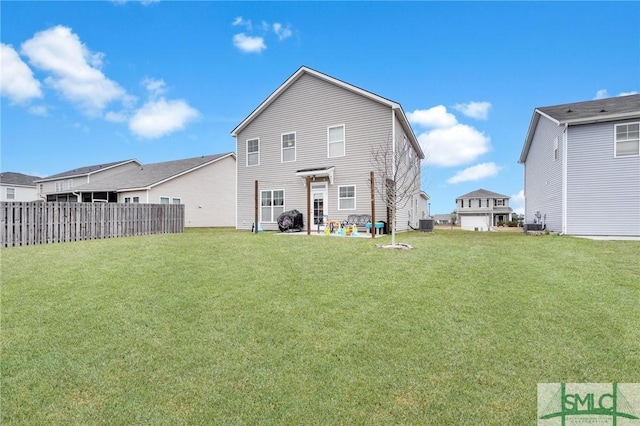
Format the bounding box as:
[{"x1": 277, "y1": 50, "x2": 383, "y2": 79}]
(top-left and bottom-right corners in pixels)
[
  {"x1": 0, "y1": 172, "x2": 41, "y2": 201},
  {"x1": 519, "y1": 94, "x2": 640, "y2": 236},
  {"x1": 36, "y1": 159, "x2": 142, "y2": 202},
  {"x1": 231, "y1": 66, "x2": 425, "y2": 232},
  {"x1": 36, "y1": 153, "x2": 236, "y2": 227},
  {"x1": 432, "y1": 214, "x2": 453, "y2": 225},
  {"x1": 455, "y1": 189, "x2": 513, "y2": 231}
]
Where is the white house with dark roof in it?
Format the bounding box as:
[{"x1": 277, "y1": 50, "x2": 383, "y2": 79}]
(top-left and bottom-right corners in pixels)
[
  {"x1": 0, "y1": 172, "x2": 41, "y2": 201},
  {"x1": 455, "y1": 189, "x2": 513, "y2": 231},
  {"x1": 231, "y1": 66, "x2": 426, "y2": 232},
  {"x1": 36, "y1": 159, "x2": 142, "y2": 202},
  {"x1": 36, "y1": 153, "x2": 236, "y2": 227},
  {"x1": 519, "y1": 94, "x2": 640, "y2": 236}
]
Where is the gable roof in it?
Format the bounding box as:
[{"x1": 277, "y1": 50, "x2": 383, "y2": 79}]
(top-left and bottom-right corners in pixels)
[
  {"x1": 519, "y1": 94, "x2": 640, "y2": 163},
  {"x1": 74, "y1": 153, "x2": 235, "y2": 192},
  {"x1": 0, "y1": 172, "x2": 42, "y2": 187},
  {"x1": 36, "y1": 159, "x2": 141, "y2": 182},
  {"x1": 456, "y1": 188, "x2": 509, "y2": 200},
  {"x1": 230, "y1": 66, "x2": 424, "y2": 159}
]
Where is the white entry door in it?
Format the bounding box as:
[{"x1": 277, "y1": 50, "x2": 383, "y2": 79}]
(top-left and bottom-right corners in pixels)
[{"x1": 311, "y1": 182, "x2": 328, "y2": 227}]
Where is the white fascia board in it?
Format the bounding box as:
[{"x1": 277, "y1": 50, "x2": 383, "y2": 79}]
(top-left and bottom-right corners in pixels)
[
  {"x1": 519, "y1": 110, "x2": 559, "y2": 164},
  {"x1": 560, "y1": 111, "x2": 640, "y2": 125}
]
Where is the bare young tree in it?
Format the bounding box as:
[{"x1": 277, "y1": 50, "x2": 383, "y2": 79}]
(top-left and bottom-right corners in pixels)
[{"x1": 370, "y1": 134, "x2": 423, "y2": 246}]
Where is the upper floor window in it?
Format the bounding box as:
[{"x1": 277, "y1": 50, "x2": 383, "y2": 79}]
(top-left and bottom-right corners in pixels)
[
  {"x1": 55, "y1": 181, "x2": 65, "y2": 192},
  {"x1": 172, "y1": 198, "x2": 181, "y2": 205},
  {"x1": 247, "y1": 138, "x2": 260, "y2": 166},
  {"x1": 495, "y1": 199, "x2": 505, "y2": 207},
  {"x1": 282, "y1": 133, "x2": 296, "y2": 163},
  {"x1": 338, "y1": 185, "x2": 356, "y2": 210},
  {"x1": 133, "y1": 197, "x2": 140, "y2": 203},
  {"x1": 328, "y1": 125, "x2": 345, "y2": 158},
  {"x1": 160, "y1": 197, "x2": 170, "y2": 204},
  {"x1": 615, "y1": 123, "x2": 639, "y2": 157},
  {"x1": 6, "y1": 188, "x2": 15, "y2": 199},
  {"x1": 553, "y1": 137, "x2": 559, "y2": 161},
  {"x1": 124, "y1": 197, "x2": 131, "y2": 203}
]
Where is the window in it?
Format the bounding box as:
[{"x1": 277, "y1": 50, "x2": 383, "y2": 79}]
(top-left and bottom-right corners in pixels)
[
  {"x1": 133, "y1": 197, "x2": 140, "y2": 203},
  {"x1": 282, "y1": 133, "x2": 296, "y2": 162},
  {"x1": 615, "y1": 123, "x2": 640, "y2": 157},
  {"x1": 124, "y1": 197, "x2": 131, "y2": 203},
  {"x1": 261, "y1": 190, "x2": 284, "y2": 222},
  {"x1": 55, "y1": 181, "x2": 65, "y2": 192},
  {"x1": 160, "y1": 197, "x2": 170, "y2": 204},
  {"x1": 247, "y1": 138, "x2": 260, "y2": 166},
  {"x1": 68, "y1": 180, "x2": 73, "y2": 190},
  {"x1": 172, "y1": 198, "x2": 181, "y2": 204},
  {"x1": 6, "y1": 188, "x2": 15, "y2": 199},
  {"x1": 495, "y1": 199, "x2": 505, "y2": 207},
  {"x1": 338, "y1": 185, "x2": 356, "y2": 210},
  {"x1": 328, "y1": 125, "x2": 345, "y2": 158},
  {"x1": 553, "y1": 137, "x2": 559, "y2": 161}
]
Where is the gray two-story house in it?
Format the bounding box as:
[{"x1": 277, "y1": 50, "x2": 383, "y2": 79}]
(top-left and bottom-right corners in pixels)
[
  {"x1": 519, "y1": 94, "x2": 640, "y2": 237},
  {"x1": 232, "y1": 66, "x2": 425, "y2": 232},
  {"x1": 455, "y1": 189, "x2": 513, "y2": 231}
]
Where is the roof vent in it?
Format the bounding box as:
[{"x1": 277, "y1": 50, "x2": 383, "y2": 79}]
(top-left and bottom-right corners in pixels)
[
  {"x1": 600, "y1": 109, "x2": 607, "y2": 113},
  {"x1": 566, "y1": 109, "x2": 573, "y2": 113}
]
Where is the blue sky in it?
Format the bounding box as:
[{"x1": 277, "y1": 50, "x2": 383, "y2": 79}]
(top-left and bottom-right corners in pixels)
[{"x1": 1, "y1": 1, "x2": 638, "y2": 215}]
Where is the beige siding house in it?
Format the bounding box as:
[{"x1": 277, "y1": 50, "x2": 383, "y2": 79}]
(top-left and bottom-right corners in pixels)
[
  {"x1": 36, "y1": 160, "x2": 142, "y2": 202},
  {"x1": 232, "y1": 66, "x2": 425, "y2": 232},
  {"x1": 37, "y1": 153, "x2": 236, "y2": 227}
]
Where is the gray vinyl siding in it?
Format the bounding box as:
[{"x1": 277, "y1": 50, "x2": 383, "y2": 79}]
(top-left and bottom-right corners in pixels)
[
  {"x1": 523, "y1": 116, "x2": 564, "y2": 232},
  {"x1": 236, "y1": 73, "x2": 395, "y2": 231},
  {"x1": 39, "y1": 162, "x2": 140, "y2": 196},
  {"x1": 566, "y1": 120, "x2": 640, "y2": 236}
]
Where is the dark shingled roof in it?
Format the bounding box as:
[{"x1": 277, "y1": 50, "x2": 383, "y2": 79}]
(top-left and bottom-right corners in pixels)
[
  {"x1": 456, "y1": 188, "x2": 509, "y2": 200},
  {"x1": 37, "y1": 159, "x2": 140, "y2": 181},
  {"x1": 537, "y1": 94, "x2": 640, "y2": 123},
  {"x1": 75, "y1": 153, "x2": 234, "y2": 191},
  {"x1": 0, "y1": 172, "x2": 41, "y2": 186}
]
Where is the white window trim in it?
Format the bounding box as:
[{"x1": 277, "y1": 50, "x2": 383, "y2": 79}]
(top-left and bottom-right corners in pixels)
[
  {"x1": 281, "y1": 132, "x2": 296, "y2": 163},
  {"x1": 614, "y1": 122, "x2": 640, "y2": 158},
  {"x1": 260, "y1": 189, "x2": 285, "y2": 223},
  {"x1": 327, "y1": 124, "x2": 345, "y2": 158},
  {"x1": 172, "y1": 197, "x2": 182, "y2": 205},
  {"x1": 247, "y1": 138, "x2": 260, "y2": 166},
  {"x1": 124, "y1": 197, "x2": 131, "y2": 203},
  {"x1": 133, "y1": 196, "x2": 140, "y2": 203},
  {"x1": 6, "y1": 187, "x2": 15, "y2": 199},
  {"x1": 338, "y1": 185, "x2": 356, "y2": 211},
  {"x1": 159, "y1": 196, "x2": 170, "y2": 204},
  {"x1": 553, "y1": 137, "x2": 559, "y2": 161}
]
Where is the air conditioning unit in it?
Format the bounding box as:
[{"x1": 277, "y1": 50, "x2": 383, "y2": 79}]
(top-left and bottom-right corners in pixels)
[{"x1": 419, "y1": 219, "x2": 434, "y2": 232}]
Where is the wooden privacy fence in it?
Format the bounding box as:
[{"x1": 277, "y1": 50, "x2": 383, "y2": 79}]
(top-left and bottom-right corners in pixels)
[{"x1": 0, "y1": 202, "x2": 184, "y2": 248}]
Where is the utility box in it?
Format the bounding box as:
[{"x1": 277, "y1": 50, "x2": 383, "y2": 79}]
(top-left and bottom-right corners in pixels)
[{"x1": 419, "y1": 219, "x2": 434, "y2": 232}]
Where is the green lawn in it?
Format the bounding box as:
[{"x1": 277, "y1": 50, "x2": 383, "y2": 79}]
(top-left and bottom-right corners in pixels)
[{"x1": 2, "y1": 229, "x2": 639, "y2": 424}]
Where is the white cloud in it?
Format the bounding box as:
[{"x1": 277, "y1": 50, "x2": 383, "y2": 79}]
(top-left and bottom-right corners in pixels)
[
  {"x1": 594, "y1": 89, "x2": 608, "y2": 99},
  {"x1": 595, "y1": 89, "x2": 638, "y2": 99},
  {"x1": 232, "y1": 16, "x2": 252, "y2": 30},
  {"x1": 20, "y1": 25, "x2": 126, "y2": 115},
  {"x1": 447, "y1": 162, "x2": 501, "y2": 184},
  {"x1": 0, "y1": 43, "x2": 43, "y2": 103},
  {"x1": 28, "y1": 105, "x2": 48, "y2": 116},
  {"x1": 104, "y1": 110, "x2": 128, "y2": 123},
  {"x1": 129, "y1": 98, "x2": 199, "y2": 139},
  {"x1": 142, "y1": 77, "x2": 166, "y2": 98},
  {"x1": 511, "y1": 189, "x2": 525, "y2": 215},
  {"x1": 418, "y1": 124, "x2": 491, "y2": 167},
  {"x1": 407, "y1": 105, "x2": 457, "y2": 128},
  {"x1": 273, "y1": 23, "x2": 292, "y2": 40},
  {"x1": 453, "y1": 101, "x2": 491, "y2": 120},
  {"x1": 232, "y1": 33, "x2": 266, "y2": 53}
]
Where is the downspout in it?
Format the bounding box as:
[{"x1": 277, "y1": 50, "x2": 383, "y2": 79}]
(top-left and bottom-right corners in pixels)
[
  {"x1": 391, "y1": 108, "x2": 397, "y2": 245},
  {"x1": 562, "y1": 124, "x2": 568, "y2": 234}
]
